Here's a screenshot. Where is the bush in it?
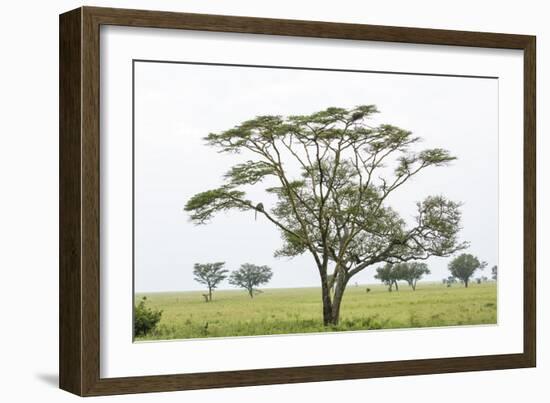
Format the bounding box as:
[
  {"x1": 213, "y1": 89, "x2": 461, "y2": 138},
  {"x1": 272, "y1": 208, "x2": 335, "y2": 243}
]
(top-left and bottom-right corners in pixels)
[{"x1": 134, "y1": 296, "x2": 163, "y2": 337}]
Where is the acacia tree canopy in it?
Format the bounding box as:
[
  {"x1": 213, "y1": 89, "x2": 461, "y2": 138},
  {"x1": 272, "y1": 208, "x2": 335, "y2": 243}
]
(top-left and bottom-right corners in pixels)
[
  {"x1": 229, "y1": 263, "x2": 273, "y2": 298},
  {"x1": 185, "y1": 105, "x2": 467, "y2": 324}
]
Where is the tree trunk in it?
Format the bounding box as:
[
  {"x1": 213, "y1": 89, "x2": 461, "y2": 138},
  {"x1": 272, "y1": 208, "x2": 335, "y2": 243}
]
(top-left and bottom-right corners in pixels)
[
  {"x1": 330, "y1": 273, "x2": 349, "y2": 325},
  {"x1": 248, "y1": 289, "x2": 254, "y2": 298},
  {"x1": 208, "y1": 287, "x2": 212, "y2": 301},
  {"x1": 320, "y1": 272, "x2": 334, "y2": 326},
  {"x1": 464, "y1": 279, "x2": 469, "y2": 288},
  {"x1": 412, "y1": 280, "x2": 416, "y2": 291},
  {"x1": 394, "y1": 281, "x2": 399, "y2": 291}
]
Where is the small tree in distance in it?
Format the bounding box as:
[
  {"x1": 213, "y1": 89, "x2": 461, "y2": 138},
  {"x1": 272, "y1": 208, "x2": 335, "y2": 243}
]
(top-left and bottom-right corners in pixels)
[
  {"x1": 229, "y1": 263, "x2": 273, "y2": 298},
  {"x1": 448, "y1": 254, "x2": 487, "y2": 288},
  {"x1": 375, "y1": 263, "x2": 400, "y2": 292},
  {"x1": 400, "y1": 262, "x2": 430, "y2": 291},
  {"x1": 193, "y1": 262, "x2": 228, "y2": 302},
  {"x1": 491, "y1": 265, "x2": 498, "y2": 281}
]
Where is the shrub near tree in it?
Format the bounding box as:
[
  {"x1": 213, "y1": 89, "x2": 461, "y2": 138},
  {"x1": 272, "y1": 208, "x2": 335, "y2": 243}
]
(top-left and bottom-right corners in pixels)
[
  {"x1": 134, "y1": 296, "x2": 163, "y2": 337},
  {"x1": 193, "y1": 262, "x2": 228, "y2": 302},
  {"x1": 185, "y1": 105, "x2": 467, "y2": 325},
  {"x1": 229, "y1": 263, "x2": 273, "y2": 298},
  {"x1": 448, "y1": 253, "x2": 487, "y2": 288}
]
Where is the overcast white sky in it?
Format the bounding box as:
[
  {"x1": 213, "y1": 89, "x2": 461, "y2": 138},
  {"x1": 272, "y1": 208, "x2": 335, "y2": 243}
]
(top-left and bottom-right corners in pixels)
[{"x1": 134, "y1": 61, "x2": 498, "y2": 293}]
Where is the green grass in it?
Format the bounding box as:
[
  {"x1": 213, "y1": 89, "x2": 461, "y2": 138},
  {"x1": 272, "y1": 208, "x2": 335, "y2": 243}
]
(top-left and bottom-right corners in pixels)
[{"x1": 135, "y1": 282, "x2": 497, "y2": 341}]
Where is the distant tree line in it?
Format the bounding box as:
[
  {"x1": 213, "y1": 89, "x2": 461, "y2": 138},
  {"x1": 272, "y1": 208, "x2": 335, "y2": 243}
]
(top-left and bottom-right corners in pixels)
[
  {"x1": 193, "y1": 262, "x2": 273, "y2": 302},
  {"x1": 375, "y1": 262, "x2": 430, "y2": 291},
  {"x1": 375, "y1": 253, "x2": 497, "y2": 291}
]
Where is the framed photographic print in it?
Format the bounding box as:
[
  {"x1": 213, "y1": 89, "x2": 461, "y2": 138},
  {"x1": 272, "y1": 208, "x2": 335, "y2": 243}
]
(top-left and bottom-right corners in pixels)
[{"x1": 59, "y1": 6, "x2": 536, "y2": 396}]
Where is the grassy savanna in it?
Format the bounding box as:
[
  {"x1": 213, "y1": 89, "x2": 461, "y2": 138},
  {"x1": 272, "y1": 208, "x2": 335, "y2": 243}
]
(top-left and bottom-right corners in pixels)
[{"x1": 135, "y1": 282, "x2": 496, "y2": 341}]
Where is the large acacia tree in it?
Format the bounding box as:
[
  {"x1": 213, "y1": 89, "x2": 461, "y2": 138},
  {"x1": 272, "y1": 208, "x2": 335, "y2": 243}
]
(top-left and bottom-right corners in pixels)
[{"x1": 185, "y1": 105, "x2": 467, "y2": 325}]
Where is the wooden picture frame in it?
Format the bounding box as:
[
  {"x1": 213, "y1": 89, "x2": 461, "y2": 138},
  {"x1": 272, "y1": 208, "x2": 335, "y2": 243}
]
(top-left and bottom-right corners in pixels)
[{"x1": 59, "y1": 6, "x2": 536, "y2": 396}]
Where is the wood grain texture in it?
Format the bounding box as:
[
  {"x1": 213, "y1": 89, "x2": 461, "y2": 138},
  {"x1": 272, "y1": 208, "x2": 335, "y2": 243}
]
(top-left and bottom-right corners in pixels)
[
  {"x1": 59, "y1": 6, "x2": 537, "y2": 396},
  {"x1": 85, "y1": 6, "x2": 532, "y2": 48},
  {"x1": 81, "y1": 6, "x2": 102, "y2": 396},
  {"x1": 59, "y1": 7, "x2": 83, "y2": 396},
  {"x1": 523, "y1": 38, "x2": 536, "y2": 367}
]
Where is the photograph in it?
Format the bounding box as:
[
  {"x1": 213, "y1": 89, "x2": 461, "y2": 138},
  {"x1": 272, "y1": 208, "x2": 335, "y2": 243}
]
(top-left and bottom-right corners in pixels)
[{"x1": 132, "y1": 60, "x2": 499, "y2": 342}]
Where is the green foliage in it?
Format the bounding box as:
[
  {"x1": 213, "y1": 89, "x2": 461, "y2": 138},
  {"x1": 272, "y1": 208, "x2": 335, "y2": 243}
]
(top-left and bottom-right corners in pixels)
[
  {"x1": 448, "y1": 253, "x2": 487, "y2": 287},
  {"x1": 134, "y1": 283, "x2": 497, "y2": 340},
  {"x1": 134, "y1": 296, "x2": 163, "y2": 337},
  {"x1": 229, "y1": 263, "x2": 273, "y2": 298},
  {"x1": 192, "y1": 262, "x2": 228, "y2": 301},
  {"x1": 184, "y1": 188, "x2": 248, "y2": 224},
  {"x1": 224, "y1": 161, "x2": 276, "y2": 186}
]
